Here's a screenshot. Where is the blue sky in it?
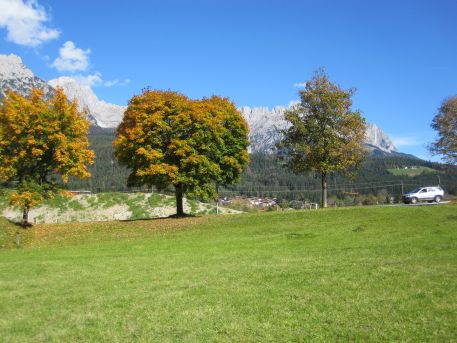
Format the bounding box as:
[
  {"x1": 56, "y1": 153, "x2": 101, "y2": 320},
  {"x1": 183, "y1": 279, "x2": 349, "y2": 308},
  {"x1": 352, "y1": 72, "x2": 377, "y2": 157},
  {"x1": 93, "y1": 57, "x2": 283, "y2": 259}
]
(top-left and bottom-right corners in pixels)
[{"x1": 0, "y1": 0, "x2": 456, "y2": 160}]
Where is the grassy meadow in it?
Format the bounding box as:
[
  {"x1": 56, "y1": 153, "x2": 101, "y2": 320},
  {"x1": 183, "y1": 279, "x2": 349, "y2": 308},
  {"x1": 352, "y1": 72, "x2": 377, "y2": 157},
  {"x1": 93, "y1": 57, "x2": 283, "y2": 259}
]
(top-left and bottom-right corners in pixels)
[
  {"x1": 1, "y1": 205, "x2": 457, "y2": 341},
  {"x1": 387, "y1": 166, "x2": 439, "y2": 177}
]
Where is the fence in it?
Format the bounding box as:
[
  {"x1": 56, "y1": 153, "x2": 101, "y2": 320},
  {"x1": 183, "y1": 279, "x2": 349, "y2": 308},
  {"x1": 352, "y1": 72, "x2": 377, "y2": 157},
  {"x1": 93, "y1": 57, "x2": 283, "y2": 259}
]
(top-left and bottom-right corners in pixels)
[
  {"x1": 219, "y1": 181, "x2": 424, "y2": 202},
  {"x1": 4, "y1": 179, "x2": 449, "y2": 209}
]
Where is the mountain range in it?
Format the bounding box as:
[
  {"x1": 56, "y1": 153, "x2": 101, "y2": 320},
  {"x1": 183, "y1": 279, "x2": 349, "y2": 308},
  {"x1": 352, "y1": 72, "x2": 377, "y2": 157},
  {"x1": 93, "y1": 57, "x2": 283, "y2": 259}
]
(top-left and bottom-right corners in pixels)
[
  {"x1": 239, "y1": 106, "x2": 397, "y2": 154},
  {"x1": 0, "y1": 54, "x2": 55, "y2": 100},
  {"x1": 48, "y1": 76, "x2": 125, "y2": 128},
  {"x1": 0, "y1": 54, "x2": 398, "y2": 155}
]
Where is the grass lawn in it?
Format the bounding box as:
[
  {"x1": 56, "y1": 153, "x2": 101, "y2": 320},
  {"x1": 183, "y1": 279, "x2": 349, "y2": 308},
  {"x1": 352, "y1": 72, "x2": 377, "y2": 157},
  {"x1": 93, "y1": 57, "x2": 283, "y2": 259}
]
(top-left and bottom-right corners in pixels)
[
  {"x1": 1, "y1": 205, "x2": 457, "y2": 342},
  {"x1": 387, "y1": 166, "x2": 439, "y2": 177}
]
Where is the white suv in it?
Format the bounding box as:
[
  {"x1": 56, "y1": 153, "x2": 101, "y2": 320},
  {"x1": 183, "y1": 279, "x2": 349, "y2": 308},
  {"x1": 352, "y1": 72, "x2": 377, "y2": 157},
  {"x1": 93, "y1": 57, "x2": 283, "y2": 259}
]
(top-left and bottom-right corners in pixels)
[{"x1": 402, "y1": 186, "x2": 444, "y2": 204}]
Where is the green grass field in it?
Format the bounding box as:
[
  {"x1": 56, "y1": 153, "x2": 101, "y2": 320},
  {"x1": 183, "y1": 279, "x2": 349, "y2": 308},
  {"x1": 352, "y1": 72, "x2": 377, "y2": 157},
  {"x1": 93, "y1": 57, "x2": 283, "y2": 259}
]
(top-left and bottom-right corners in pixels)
[
  {"x1": 1, "y1": 205, "x2": 457, "y2": 342},
  {"x1": 387, "y1": 166, "x2": 439, "y2": 177}
]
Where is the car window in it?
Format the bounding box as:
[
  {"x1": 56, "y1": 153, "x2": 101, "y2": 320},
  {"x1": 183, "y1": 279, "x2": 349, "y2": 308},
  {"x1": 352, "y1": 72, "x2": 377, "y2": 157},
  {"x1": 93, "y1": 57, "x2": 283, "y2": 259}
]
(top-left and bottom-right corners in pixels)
[{"x1": 421, "y1": 189, "x2": 427, "y2": 193}]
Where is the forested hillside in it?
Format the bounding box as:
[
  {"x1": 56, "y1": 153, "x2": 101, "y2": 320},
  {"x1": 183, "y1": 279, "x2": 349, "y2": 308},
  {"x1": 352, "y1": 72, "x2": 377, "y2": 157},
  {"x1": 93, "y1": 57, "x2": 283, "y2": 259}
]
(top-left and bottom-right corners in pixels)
[{"x1": 67, "y1": 128, "x2": 457, "y2": 203}]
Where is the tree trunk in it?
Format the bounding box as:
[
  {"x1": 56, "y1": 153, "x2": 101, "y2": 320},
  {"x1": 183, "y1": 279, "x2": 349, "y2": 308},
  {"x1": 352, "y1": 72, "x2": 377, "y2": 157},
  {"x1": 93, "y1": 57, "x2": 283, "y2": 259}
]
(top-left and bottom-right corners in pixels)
[
  {"x1": 321, "y1": 171, "x2": 328, "y2": 208},
  {"x1": 175, "y1": 184, "x2": 185, "y2": 216},
  {"x1": 21, "y1": 206, "x2": 30, "y2": 227},
  {"x1": 215, "y1": 183, "x2": 219, "y2": 215}
]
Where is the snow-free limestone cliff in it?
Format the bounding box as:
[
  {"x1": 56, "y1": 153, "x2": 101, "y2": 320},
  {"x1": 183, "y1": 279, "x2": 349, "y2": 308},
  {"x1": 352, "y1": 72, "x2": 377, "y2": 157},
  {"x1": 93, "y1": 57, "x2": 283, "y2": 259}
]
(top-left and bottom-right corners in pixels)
[{"x1": 0, "y1": 53, "x2": 397, "y2": 154}]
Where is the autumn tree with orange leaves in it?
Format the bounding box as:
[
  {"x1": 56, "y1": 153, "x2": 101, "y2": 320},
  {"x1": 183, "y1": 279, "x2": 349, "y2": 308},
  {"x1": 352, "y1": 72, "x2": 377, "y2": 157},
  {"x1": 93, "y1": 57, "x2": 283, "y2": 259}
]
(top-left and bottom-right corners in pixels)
[
  {"x1": 114, "y1": 90, "x2": 249, "y2": 216},
  {"x1": 0, "y1": 89, "x2": 95, "y2": 226}
]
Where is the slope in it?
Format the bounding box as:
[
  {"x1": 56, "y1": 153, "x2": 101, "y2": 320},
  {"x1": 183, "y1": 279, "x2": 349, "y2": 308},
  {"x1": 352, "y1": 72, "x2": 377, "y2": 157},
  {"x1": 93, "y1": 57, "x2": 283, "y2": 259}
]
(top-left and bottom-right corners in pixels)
[{"x1": 0, "y1": 206, "x2": 456, "y2": 341}]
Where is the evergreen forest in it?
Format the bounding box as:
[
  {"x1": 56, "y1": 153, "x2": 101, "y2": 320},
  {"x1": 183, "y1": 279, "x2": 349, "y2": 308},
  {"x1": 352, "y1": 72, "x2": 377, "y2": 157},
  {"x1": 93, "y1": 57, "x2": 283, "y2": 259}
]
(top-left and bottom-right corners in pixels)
[{"x1": 66, "y1": 128, "x2": 457, "y2": 204}]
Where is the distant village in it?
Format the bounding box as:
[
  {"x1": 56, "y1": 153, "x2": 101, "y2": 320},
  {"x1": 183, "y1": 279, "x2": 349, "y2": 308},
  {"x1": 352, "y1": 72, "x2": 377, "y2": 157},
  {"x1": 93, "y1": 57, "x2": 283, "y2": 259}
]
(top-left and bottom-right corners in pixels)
[{"x1": 219, "y1": 196, "x2": 319, "y2": 210}]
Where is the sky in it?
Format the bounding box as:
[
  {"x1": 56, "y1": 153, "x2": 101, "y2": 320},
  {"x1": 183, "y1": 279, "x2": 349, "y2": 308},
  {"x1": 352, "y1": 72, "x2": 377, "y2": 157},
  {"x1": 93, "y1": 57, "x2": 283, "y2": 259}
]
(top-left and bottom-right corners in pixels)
[{"x1": 0, "y1": 0, "x2": 456, "y2": 160}]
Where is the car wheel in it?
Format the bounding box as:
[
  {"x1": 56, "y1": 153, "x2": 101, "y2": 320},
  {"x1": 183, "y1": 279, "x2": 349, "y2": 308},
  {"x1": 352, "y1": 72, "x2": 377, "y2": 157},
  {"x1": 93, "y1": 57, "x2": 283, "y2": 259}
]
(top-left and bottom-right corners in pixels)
[
  {"x1": 410, "y1": 197, "x2": 418, "y2": 204},
  {"x1": 435, "y1": 195, "x2": 442, "y2": 203}
]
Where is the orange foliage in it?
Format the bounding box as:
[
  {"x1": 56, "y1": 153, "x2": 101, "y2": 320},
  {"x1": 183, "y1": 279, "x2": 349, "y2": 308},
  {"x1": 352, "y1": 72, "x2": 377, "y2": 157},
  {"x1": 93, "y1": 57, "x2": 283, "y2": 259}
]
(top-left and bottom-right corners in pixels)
[
  {"x1": 0, "y1": 88, "x2": 94, "y2": 183},
  {"x1": 114, "y1": 90, "x2": 249, "y2": 200},
  {"x1": 0, "y1": 88, "x2": 95, "y2": 219}
]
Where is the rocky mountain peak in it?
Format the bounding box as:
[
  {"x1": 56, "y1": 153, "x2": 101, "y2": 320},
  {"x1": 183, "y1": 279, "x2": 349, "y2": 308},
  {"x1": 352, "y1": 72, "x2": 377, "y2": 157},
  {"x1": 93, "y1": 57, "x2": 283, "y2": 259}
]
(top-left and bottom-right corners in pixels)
[
  {"x1": 0, "y1": 54, "x2": 54, "y2": 100},
  {"x1": 48, "y1": 76, "x2": 126, "y2": 128},
  {"x1": 239, "y1": 106, "x2": 397, "y2": 154},
  {"x1": 0, "y1": 54, "x2": 34, "y2": 79},
  {"x1": 240, "y1": 106, "x2": 289, "y2": 153},
  {"x1": 0, "y1": 53, "x2": 398, "y2": 155},
  {"x1": 365, "y1": 123, "x2": 397, "y2": 153}
]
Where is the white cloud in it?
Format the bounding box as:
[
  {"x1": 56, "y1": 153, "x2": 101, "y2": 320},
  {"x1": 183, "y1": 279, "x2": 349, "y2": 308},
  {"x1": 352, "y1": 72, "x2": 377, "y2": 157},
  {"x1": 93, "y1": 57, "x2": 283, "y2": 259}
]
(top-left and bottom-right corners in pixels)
[
  {"x1": 293, "y1": 82, "x2": 307, "y2": 88},
  {"x1": 52, "y1": 41, "x2": 90, "y2": 72},
  {"x1": 287, "y1": 100, "x2": 300, "y2": 108},
  {"x1": 0, "y1": 0, "x2": 60, "y2": 46},
  {"x1": 103, "y1": 78, "x2": 131, "y2": 87},
  {"x1": 102, "y1": 79, "x2": 117, "y2": 87},
  {"x1": 73, "y1": 72, "x2": 103, "y2": 87},
  {"x1": 391, "y1": 136, "x2": 420, "y2": 147},
  {"x1": 72, "y1": 72, "x2": 130, "y2": 88}
]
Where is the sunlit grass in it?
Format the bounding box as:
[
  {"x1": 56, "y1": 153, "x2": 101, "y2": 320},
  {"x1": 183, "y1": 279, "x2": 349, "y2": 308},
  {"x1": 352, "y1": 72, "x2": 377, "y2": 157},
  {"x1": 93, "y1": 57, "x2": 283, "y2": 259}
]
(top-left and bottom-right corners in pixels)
[
  {"x1": 387, "y1": 166, "x2": 439, "y2": 177},
  {"x1": 1, "y1": 205, "x2": 456, "y2": 341}
]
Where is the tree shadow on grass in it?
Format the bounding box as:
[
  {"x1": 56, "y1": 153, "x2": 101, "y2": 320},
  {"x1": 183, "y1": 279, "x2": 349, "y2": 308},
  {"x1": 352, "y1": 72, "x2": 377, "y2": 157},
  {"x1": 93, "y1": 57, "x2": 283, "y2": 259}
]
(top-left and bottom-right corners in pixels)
[
  {"x1": 119, "y1": 213, "x2": 199, "y2": 222},
  {"x1": 4, "y1": 218, "x2": 32, "y2": 229}
]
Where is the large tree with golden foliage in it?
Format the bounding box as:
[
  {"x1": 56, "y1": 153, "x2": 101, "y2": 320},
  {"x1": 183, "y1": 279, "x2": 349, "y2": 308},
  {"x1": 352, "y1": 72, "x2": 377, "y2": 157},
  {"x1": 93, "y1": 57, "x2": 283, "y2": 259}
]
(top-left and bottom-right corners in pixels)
[
  {"x1": 278, "y1": 70, "x2": 366, "y2": 208},
  {"x1": 0, "y1": 88, "x2": 95, "y2": 226},
  {"x1": 114, "y1": 90, "x2": 249, "y2": 216},
  {"x1": 429, "y1": 96, "x2": 457, "y2": 164}
]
